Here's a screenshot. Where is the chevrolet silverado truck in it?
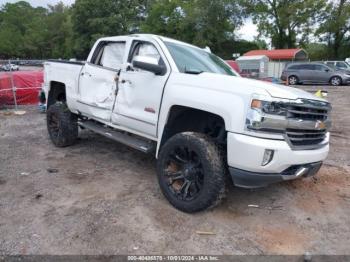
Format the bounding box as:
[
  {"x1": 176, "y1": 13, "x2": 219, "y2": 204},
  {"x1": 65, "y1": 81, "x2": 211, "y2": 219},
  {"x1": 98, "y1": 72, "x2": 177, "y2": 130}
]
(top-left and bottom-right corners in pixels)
[{"x1": 44, "y1": 34, "x2": 331, "y2": 213}]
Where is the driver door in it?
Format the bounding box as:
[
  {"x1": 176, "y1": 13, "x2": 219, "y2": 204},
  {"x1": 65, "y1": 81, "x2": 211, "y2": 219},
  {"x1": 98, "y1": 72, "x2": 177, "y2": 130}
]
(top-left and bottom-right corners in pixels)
[{"x1": 112, "y1": 40, "x2": 170, "y2": 138}]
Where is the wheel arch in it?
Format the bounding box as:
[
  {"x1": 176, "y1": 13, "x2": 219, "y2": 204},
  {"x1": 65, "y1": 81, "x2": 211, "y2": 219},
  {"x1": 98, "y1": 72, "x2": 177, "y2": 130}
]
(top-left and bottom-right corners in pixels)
[
  {"x1": 47, "y1": 81, "x2": 67, "y2": 108},
  {"x1": 156, "y1": 105, "x2": 227, "y2": 157},
  {"x1": 329, "y1": 75, "x2": 343, "y2": 85}
]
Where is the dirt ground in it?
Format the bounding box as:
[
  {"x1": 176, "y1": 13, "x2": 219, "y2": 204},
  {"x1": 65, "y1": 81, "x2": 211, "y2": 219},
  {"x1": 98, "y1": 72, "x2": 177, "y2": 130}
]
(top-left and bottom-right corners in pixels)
[{"x1": 0, "y1": 86, "x2": 349, "y2": 255}]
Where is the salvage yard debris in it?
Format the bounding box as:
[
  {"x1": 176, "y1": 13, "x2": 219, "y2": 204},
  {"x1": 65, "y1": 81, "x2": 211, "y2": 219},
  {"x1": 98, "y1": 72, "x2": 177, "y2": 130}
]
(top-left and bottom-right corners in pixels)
[
  {"x1": 0, "y1": 110, "x2": 26, "y2": 116},
  {"x1": 196, "y1": 231, "x2": 216, "y2": 235}
]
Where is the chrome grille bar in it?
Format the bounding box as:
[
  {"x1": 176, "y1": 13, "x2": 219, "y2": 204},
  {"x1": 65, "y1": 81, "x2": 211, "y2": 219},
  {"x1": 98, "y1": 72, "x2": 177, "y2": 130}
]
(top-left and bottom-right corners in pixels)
[{"x1": 283, "y1": 99, "x2": 331, "y2": 150}]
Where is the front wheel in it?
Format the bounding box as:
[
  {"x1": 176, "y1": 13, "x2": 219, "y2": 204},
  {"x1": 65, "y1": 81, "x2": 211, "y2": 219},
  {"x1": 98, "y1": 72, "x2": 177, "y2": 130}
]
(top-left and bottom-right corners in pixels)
[
  {"x1": 330, "y1": 76, "x2": 342, "y2": 86},
  {"x1": 157, "y1": 132, "x2": 226, "y2": 213},
  {"x1": 47, "y1": 102, "x2": 78, "y2": 147}
]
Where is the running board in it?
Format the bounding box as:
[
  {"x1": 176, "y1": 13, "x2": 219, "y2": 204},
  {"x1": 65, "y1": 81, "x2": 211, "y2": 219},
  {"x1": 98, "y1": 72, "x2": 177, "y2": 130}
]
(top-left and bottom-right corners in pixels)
[{"x1": 79, "y1": 120, "x2": 156, "y2": 154}]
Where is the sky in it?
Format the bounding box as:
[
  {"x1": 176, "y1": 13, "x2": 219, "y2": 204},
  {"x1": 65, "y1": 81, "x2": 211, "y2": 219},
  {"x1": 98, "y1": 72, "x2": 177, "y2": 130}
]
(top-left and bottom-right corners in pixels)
[
  {"x1": 237, "y1": 19, "x2": 259, "y2": 42},
  {"x1": 0, "y1": 0, "x2": 259, "y2": 41}
]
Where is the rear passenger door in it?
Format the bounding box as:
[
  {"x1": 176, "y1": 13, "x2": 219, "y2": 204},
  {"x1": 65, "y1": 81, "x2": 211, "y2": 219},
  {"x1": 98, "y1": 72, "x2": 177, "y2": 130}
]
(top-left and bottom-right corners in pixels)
[
  {"x1": 298, "y1": 64, "x2": 315, "y2": 83},
  {"x1": 78, "y1": 41, "x2": 126, "y2": 121}
]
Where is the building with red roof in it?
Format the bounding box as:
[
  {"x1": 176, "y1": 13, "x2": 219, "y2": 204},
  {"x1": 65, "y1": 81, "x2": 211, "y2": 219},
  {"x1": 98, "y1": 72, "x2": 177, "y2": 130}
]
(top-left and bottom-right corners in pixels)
[{"x1": 243, "y1": 49, "x2": 308, "y2": 61}]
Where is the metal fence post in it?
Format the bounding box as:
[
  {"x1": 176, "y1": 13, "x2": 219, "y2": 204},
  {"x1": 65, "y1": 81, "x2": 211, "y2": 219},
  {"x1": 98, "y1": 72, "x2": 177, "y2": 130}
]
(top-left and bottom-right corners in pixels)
[{"x1": 8, "y1": 60, "x2": 18, "y2": 110}]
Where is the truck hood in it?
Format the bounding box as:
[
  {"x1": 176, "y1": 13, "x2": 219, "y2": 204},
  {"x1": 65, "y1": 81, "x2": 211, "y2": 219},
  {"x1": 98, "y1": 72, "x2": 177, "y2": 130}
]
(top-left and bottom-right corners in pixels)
[{"x1": 202, "y1": 73, "x2": 327, "y2": 102}]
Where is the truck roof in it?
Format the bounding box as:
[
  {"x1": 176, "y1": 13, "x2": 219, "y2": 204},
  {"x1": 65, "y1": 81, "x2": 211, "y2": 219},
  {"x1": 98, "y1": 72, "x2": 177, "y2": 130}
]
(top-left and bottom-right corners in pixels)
[{"x1": 98, "y1": 34, "x2": 208, "y2": 52}]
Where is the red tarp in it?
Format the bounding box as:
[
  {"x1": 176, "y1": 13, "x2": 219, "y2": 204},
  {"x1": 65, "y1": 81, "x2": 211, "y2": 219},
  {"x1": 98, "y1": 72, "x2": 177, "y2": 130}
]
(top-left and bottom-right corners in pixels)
[{"x1": 0, "y1": 71, "x2": 43, "y2": 105}]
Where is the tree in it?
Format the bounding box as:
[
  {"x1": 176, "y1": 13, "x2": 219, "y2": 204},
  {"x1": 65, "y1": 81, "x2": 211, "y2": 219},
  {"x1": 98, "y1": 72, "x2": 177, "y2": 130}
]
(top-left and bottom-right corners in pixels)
[
  {"x1": 244, "y1": 0, "x2": 327, "y2": 49},
  {"x1": 72, "y1": 0, "x2": 149, "y2": 59},
  {"x1": 141, "y1": 0, "x2": 245, "y2": 58},
  {"x1": 304, "y1": 43, "x2": 328, "y2": 60},
  {"x1": 44, "y1": 2, "x2": 74, "y2": 58},
  {"x1": 316, "y1": 0, "x2": 350, "y2": 59},
  {"x1": 0, "y1": 1, "x2": 35, "y2": 58},
  {"x1": 0, "y1": 1, "x2": 73, "y2": 59}
]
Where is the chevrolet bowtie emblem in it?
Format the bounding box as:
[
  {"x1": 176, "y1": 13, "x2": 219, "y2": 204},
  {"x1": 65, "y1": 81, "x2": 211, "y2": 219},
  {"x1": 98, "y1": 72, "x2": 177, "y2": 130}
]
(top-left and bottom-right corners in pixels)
[{"x1": 315, "y1": 120, "x2": 326, "y2": 130}]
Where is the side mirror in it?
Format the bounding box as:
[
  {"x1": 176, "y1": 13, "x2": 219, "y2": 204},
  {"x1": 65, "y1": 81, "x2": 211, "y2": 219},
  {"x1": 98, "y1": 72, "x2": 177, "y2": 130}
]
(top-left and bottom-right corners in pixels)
[{"x1": 132, "y1": 56, "x2": 166, "y2": 75}]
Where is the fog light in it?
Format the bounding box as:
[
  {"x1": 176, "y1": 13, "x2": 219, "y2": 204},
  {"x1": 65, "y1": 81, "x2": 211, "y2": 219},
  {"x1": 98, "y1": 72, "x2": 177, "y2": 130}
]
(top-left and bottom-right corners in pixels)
[{"x1": 262, "y1": 149, "x2": 274, "y2": 166}]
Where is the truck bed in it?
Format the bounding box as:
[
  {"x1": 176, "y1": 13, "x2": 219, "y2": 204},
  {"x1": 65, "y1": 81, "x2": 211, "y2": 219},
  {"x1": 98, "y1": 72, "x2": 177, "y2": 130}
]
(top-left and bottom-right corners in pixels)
[{"x1": 43, "y1": 60, "x2": 85, "y2": 111}]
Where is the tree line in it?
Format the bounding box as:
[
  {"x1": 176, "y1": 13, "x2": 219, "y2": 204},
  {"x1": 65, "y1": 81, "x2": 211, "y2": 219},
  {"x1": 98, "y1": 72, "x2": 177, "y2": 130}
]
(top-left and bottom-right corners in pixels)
[{"x1": 0, "y1": 0, "x2": 349, "y2": 60}]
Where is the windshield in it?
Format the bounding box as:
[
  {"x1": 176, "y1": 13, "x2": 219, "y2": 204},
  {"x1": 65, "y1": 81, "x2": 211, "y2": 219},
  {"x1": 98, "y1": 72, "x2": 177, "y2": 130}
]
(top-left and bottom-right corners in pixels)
[{"x1": 164, "y1": 41, "x2": 237, "y2": 76}]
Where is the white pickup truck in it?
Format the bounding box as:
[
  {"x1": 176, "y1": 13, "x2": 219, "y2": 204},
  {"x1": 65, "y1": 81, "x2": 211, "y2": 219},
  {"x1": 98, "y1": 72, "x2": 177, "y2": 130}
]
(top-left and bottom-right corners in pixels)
[{"x1": 44, "y1": 34, "x2": 331, "y2": 213}]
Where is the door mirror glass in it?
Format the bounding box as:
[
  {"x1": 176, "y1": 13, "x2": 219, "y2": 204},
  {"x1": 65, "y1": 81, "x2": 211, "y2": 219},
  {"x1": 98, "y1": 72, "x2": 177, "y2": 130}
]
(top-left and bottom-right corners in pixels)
[{"x1": 132, "y1": 55, "x2": 165, "y2": 75}]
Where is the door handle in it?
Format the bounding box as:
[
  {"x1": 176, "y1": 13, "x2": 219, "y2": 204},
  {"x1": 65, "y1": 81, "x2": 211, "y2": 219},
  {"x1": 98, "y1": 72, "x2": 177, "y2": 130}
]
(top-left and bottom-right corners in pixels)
[
  {"x1": 81, "y1": 72, "x2": 92, "y2": 77},
  {"x1": 120, "y1": 79, "x2": 132, "y2": 84}
]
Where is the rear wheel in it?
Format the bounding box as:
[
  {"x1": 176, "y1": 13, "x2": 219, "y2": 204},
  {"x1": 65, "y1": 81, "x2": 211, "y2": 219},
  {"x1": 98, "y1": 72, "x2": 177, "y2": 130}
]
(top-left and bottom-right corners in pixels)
[
  {"x1": 157, "y1": 132, "x2": 226, "y2": 213},
  {"x1": 47, "y1": 102, "x2": 78, "y2": 147},
  {"x1": 330, "y1": 76, "x2": 342, "y2": 86},
  {"x1": 288, "y1": 75, "x2": 299, "y2": 85}
]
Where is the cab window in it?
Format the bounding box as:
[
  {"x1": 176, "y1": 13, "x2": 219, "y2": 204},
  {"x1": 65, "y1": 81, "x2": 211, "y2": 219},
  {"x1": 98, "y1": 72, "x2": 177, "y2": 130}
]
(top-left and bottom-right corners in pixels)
[
  {"x1": 91, "y1": 42, "x2": 126, "y2": 70},
  {"x1": 129, "y1": 42, "x2": 162, "y2": 64}
]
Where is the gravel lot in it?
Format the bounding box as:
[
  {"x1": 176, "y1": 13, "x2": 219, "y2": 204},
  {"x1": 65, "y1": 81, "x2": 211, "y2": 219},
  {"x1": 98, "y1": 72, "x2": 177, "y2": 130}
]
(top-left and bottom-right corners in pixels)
[{"x1": 0, "y1": 85, "x2": 349, "y2": 255}]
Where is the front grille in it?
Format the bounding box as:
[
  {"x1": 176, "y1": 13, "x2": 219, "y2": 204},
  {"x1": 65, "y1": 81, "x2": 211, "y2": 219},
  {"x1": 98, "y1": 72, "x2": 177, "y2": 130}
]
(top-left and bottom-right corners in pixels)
[
  {"x1": 284, "y1": 99, "x2": 330, "y2": 148},
  {"x1": 286, "y1": 104, "x2": 328, "y2": 121},
  {"x1": 286, "y1": 129, "x2": 327, "y2": 147}
]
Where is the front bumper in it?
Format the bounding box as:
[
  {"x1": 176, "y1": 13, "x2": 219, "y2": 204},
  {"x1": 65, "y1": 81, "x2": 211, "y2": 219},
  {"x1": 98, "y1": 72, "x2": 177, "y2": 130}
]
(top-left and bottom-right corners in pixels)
[
  {"x1": 227, "y1": 132, "x2": 329, "y2": 188},
  {"x1": 229, "y1": 162, "x2": 322, "y2": 188},
  {"x1": 344, "y1": 77, "x2": 350, "y2": 84}
]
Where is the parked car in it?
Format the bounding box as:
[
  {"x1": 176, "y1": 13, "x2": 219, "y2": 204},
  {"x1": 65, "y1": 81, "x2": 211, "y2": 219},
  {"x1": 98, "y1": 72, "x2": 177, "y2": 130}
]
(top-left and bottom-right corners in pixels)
[
  {"x1": 322, "y1": 61, "x2": 350, "y2": 71},
  {"x1": 44, "y1": 34, "x2": 331, "y2": 213},
  {"x1": 281, "y1": 62, "x2": 350, "y2": 86},
  {"x1": 1, "y1": 63, "x2": 19, "y2": 71}
]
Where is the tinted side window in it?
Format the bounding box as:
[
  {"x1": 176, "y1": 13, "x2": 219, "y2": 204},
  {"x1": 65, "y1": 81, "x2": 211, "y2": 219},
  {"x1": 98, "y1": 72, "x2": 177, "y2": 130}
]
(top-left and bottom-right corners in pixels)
[
  {"x1": 314, "y1": 65, "x2": 328, "y2": 71},
  {"x1": 288, "y1": 65, "x2": 300, "y2": 70},
  {"x1": 302, "y1": 64, "x2": 315, "y2": 70}
]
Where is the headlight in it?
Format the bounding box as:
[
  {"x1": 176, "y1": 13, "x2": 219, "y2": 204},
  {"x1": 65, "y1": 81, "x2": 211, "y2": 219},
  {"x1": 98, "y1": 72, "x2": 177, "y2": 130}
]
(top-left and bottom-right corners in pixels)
[
  {"x1": 252, "y1": 99, "x2": 286, "y2": 116},
  {"x1": 246, "y1": 98, "x2": 287, "y2": 131}
]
